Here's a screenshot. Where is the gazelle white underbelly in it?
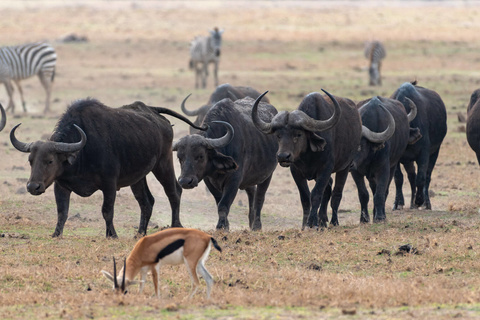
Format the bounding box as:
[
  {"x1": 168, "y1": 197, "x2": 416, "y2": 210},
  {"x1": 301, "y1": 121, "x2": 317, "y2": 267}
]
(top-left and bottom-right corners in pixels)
[{"x1": 159, "y1": 246, "x2": 184, "y2": 266}]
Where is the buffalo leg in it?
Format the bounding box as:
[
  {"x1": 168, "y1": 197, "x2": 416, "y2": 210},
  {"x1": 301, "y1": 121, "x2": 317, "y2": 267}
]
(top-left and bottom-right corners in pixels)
[
  {"x1": 423, "y1": 149, "x2": 440, "y2": 210},
  {"x1": 52, "y1": 182, "x2": 72, "y2": 237},
  {"x1": 310, "y1": 170, "x2": 333, "y2": 228},
  {"x1": 152, "y1": 159, "x2": 183, "y2": 228},
  {"x1": 351, "y1": 170, "x2": 370, "y2": 223},
  {"x1": 414, "y1": 151, "x2": 429, "y2": 208},
  {"x1": 403, "y1": 162, "x2": 416, "y2": 209},
  {"x1": 372, "y1": 164, "x2": 390, "y2": 222},
  {"x1": 330, "y1": 170, "x2": 349, "y2": 226},
  {"x1": 290, "y1": 166, "x2": 311, "y2": 230},
  {"x1": 131, "y1": 177, "x2": 155, "y2": 236},
  {"x1": 251, "y1": 174, "x2": 273, "y2": 231},
  {"x1": 101, "y1": 185, "x2": 118, "y2": 238},
  {"x1": 215, "y1": 181, "x2": 240, "y2": 231},
  {"x1": 393, "y1": 162, "x2": 405, "y2": 210},
  {"x1": 318, "y1": 179, "x2": 332, "y2": 227},
  {"x1": 245, "y1": 186, "x2": 256, "y2": 230}
]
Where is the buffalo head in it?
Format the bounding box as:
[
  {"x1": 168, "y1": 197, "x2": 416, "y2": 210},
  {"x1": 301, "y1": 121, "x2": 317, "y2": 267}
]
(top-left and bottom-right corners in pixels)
[
  {"x1": 10, "y1": 124, "x2": 87, "y2": 195},
  {"x1": 173, "y1": 121, "x2": 238, "y2": 189},
  {"x1": 252, "y1": 89, "x2": 341, "y2": 167}
]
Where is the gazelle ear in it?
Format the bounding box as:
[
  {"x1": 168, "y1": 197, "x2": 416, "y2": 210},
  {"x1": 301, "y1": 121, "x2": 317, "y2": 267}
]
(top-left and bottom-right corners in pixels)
[{"x1": 101, "y1": 270, "x2": 115, "y2": 282}]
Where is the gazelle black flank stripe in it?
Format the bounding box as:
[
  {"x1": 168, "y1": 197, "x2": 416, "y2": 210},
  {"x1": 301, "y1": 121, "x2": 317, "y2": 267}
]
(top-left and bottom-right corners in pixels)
[{"x1": 155, "y1": 239, "x2": 185, "y2": 262}]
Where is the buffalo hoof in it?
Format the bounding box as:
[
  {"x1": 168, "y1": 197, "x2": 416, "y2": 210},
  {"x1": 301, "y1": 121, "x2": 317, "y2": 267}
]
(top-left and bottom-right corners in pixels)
[
  {"x1": 360, "y1": 214, "x2": 370, "y2": 224},
  {"x1": 51, "y1": 231, "x2": 62, "y2": 238},
  {"x1": 251, "y1": 221, "x2": 262, "y2": 231},
  {"x1": 373, "y1": 217, "x2": 386, "y2": 223},
  {"x1": 171, "y1": 221, "x2": 184, "y2": 228},
  {"x1": 392, "y1": 204, "x2": 403, "y2": 210},
  {"x1": 330, "y1": 218, "x2": 339, "y2": 226},
  {"x1": 319, "y1": 220, "x2": 328, "y2": 228},
  {"x1": 216, "y1": 219, "x2": 230, "y2": 231}
]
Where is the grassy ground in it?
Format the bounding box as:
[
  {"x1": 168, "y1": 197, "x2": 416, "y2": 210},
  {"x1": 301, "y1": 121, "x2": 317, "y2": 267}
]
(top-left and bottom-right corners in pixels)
[{"x1": 1, "y1": 1, "x2": 480, "y2": 319}]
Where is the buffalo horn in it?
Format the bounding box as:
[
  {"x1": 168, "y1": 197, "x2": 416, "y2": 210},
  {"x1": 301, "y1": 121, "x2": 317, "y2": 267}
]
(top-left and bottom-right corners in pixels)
[
  {"x1": 294, "y1": 89, "x2": 342, "y2": 132},
  {"x1": 204, "y1": 121, "x2": 234, "y2": 149},
  {"x1": 361, "y1": 103, "x2": 396, "y2": 143},
  {"x1": 113, "y1": 257, "x2": 119, "y2": 289},
  {"x1": 251, "y1": 91, "x2": 273, "y2": 134},
  {"x1": 10, "y1": 124, "x2": 33, "y2": 153},
  {"x1": 0, "y1": 103, "x2": 5, "y2": 132},
  {"x1": 181, "y1": 94, "x2": 209, "y2": 116},
  {"x1": 53, "y1": 124, "x2": 87, "y2": 154},
  {"x1": 405, "y1": 98, "x2": 417, "y2": 123}
]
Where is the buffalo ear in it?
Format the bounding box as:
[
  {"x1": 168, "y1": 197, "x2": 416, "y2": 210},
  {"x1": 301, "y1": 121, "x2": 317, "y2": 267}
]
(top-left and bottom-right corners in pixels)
[
  {"x1": 212, "y1": 152, "x2": 238, "y2": 173},
  {"x1": 408, "y1": 127, "x2": 422, "y2": 145},
  {"x1": 372, "y1": 143, "x2": 386, "y2": 151},
  {"x1": 309, "y1": 133, "x2": 327, "y2": 152}
]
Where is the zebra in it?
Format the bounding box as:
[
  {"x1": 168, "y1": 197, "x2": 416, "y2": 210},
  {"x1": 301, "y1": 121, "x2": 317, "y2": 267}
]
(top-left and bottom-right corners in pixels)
[
  {"x1": 364, "y1": 41, "x2": 386, "y2": 86},
  {"x1": 0, "y1": 42, "x2": 57, "y2": 114},
  {"x1": 189, "y1": 27, "x2": 224, "y2": 89}
]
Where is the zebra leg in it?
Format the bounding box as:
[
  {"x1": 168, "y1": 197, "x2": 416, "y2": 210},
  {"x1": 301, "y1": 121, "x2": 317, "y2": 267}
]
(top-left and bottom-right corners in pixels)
[
  {"x1": 38, "y1": 71, "x2": 53, "y2": 114},
  {"x1": 213, "y1": 61, "x2": 219, "y2": 87},
  {"x1": 4, "y1": 81, "x2": 15, "y2": 113},
  {"x1": 13, "y1": 80, "x2": 26, "y2": 113},
  {"x1": 202, "y1": 63, "x2": 208, "y2": 89}
]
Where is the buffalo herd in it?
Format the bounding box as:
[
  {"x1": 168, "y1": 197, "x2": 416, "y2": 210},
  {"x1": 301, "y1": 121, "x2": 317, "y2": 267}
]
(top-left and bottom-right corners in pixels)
[{"x1": 5, "y1": 80, "x2": 480, "y2": 237}]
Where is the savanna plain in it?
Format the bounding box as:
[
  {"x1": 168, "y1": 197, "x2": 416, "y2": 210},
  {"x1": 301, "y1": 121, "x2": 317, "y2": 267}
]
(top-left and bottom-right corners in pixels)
[{"x1": 1, "y1": 1, "x2": 480, "y2": 319}]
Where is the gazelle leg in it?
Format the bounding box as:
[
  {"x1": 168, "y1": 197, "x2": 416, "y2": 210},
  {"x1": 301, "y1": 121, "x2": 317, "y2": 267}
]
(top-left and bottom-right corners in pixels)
[
  {"x1": 184, "y1": 258, "x2": 200, "y2": 298},
  {"x1": 196, "y1": 262, "x2": 213, "y2": 299}
]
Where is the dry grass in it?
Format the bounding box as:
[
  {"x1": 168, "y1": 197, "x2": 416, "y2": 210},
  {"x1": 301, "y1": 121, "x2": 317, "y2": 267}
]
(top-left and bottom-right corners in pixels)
[{"x1": 1, "y1": 1, "x2": 480, "y2": 319}]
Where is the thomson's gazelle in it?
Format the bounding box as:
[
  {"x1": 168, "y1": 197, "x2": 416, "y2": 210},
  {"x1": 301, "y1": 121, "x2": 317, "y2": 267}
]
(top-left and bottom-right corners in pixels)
[{"x1": 101, "y1": 228, "x2": 222, "y2": 298}]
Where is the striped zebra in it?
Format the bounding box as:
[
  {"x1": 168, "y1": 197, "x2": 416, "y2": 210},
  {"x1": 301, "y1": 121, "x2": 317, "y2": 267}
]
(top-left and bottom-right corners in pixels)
[
  {"x1": 0, "y1": 42, "x2": 57, "y2": 113},
  {"x1": 189, "y1": 28, "x2": 224, "y2": 89},
  {"x1": 364, "y1": 41, "x2": 386, "y2": 86}
]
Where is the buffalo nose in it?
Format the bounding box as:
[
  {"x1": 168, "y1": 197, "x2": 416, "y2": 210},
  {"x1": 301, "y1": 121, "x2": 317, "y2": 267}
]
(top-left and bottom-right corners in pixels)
[
  {"x1": 277, "y1": 152, "x2": 292, "y2": 163},
  {"x1": 178, "y1": 177, "x2": 198, "y2": 189},
  {"x1": 27, "y1": 182, "x2": 45, "y2": 195}
]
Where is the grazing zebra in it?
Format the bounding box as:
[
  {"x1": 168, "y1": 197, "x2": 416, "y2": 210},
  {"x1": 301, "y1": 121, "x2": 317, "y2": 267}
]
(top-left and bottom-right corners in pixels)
[
  {"x1": 189, "y1": 28, "x2": 224, "y2": 89},
  {"x1": 0, "y1": 42, "x2": 57, "y2": 113},
  {"x1": 364, "y1": 41, "x2": 386, "y2": 86}
]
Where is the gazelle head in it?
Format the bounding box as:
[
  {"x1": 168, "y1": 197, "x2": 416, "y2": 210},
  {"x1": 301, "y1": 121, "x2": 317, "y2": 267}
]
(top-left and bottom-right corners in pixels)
[{"x1": 101, "y1": 257, "x2": 141, "y2": 294}]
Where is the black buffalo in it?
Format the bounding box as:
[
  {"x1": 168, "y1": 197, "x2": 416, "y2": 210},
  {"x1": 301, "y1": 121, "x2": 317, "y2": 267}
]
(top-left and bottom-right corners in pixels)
[
  {"x1": 10, "y1": 99, "x2": 206, "y2": 238},
  {"x1": 0, "y1": 103, "x2": 5, "y2": 132},
  {"x1": 173, "y1": 95, "x2": 278, "y2": 231},
  {"x1": 351, "y1": 96, "x2": 420, "y2": 223},
  {"x1": 252, "y1": 90, "x2": 362, "y2": 229},
  {"x1": 466, "y1": 89, "x2": 480, "y2": 165},
  {"x1": 181, "y1": 83, "x2": 270, "y2": 133},
  {"x1": 390, "y1": 81, "x2": 447, "y2": 210}
]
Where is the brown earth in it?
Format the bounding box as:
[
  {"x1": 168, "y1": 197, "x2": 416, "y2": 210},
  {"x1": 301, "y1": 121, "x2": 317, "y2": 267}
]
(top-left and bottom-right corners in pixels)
[{"x1": 1, "y1": 1, "x2": 480, "y2": 319}]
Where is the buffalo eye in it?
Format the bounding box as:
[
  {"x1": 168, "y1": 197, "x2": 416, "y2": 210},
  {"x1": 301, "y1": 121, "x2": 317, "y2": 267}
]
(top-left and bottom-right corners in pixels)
[{"x1": 195, "y1": 155, "x2": 203, "y2": 162}]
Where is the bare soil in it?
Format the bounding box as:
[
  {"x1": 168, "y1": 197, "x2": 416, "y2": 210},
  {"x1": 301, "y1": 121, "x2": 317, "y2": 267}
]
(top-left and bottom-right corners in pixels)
[{"x1": 1, "y1": 1, "x2": 480, "y2": 319}]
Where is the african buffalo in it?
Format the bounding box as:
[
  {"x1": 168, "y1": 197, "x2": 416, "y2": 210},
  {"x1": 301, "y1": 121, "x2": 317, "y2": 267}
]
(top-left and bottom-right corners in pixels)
[
  {"x1": 173, "y1": 95, "x2": 278, "y2": 231},
  {"x1": 181, "y1": 83, "x2": 270, "y2": 133},
  {"x1": 390, "y1": 81, "x2": 447, "y2": 210},
  {"x1": 252, "y1": 89, "x2": 362, "y2": 229},
  {"x1": 466, "y1": 89, "x2": 480, "y2": 165},
  {"x1": 10, "y1": 99, "x2": 206, "y2": 238},
  {"x1": 350, "y1": 96, "x2": 420, "y2": 223},
  {"x1": 0, "y1": 103, "x2": 5, "y2": 131}
]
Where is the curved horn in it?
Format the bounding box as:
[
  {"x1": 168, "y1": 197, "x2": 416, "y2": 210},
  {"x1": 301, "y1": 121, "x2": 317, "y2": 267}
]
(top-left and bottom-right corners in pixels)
[
  {"x1": 181, "y1": 94, "x2": 207, "y2": 116},
  {"x1": 53, "y1": 124, "x2": 87, "y2": 154},
  {"x1": 121, "y1": 259, "x2": 126, "y2": 293},
  {"x1": 405, "y1": 97, "x2": 417, "y2": 123},
  {"x1": 361, "y1": 104, "x2": 396, "y2": 143},
  {"x1": 294, "y1": 89, "x2": 342, "y2": 132},
  {"x1": 251, "y1": 91, "x2": 273, "y2": 134},
  {"x1": 10, "y1": 124, "x2": 33, "y2": 153},
  {"x1": 204, "y1": 121, "x2": 234, "y2": 149},
  {"x1": 0, "y1": 103, "x2": 6, "y2": 132},
  {"x1": 113, "y1": 257, "x2": 119, "y2": 289}
]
